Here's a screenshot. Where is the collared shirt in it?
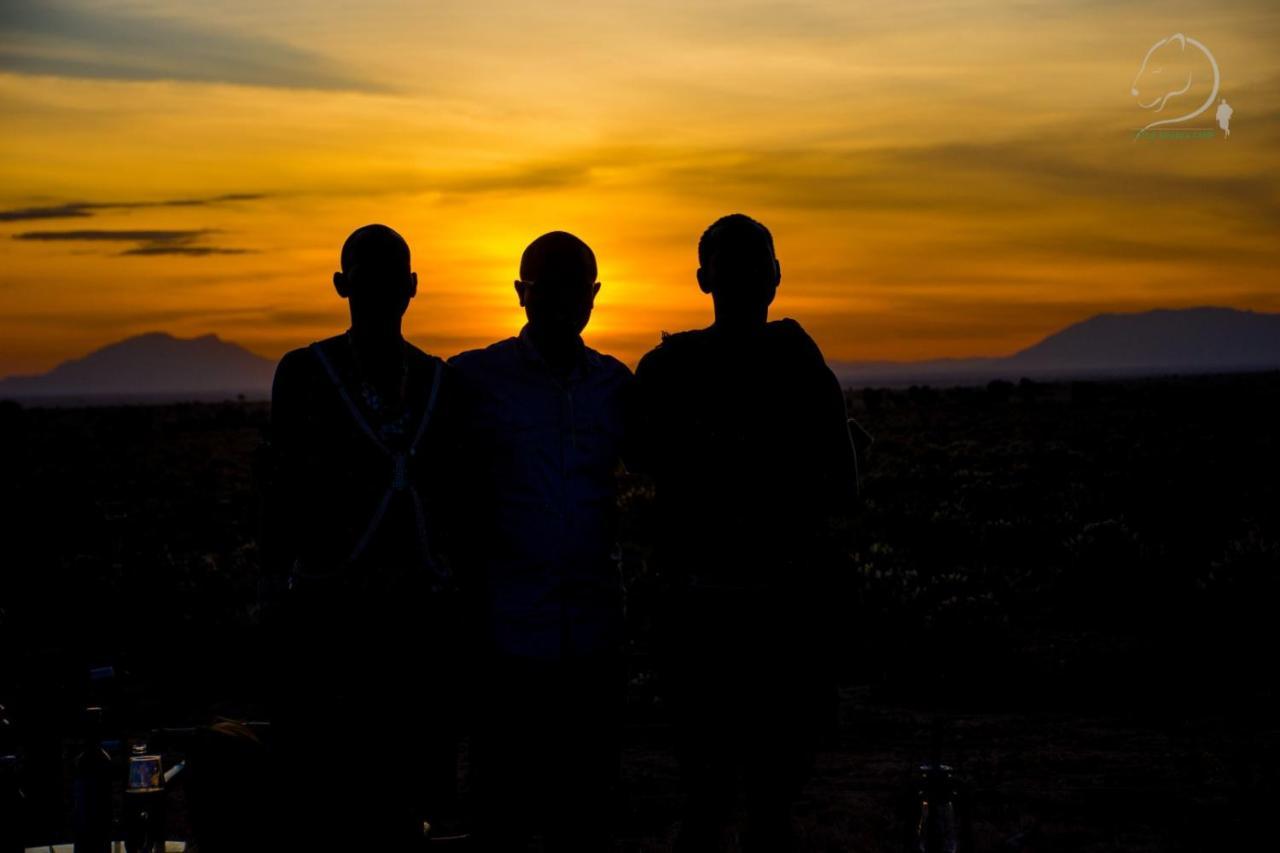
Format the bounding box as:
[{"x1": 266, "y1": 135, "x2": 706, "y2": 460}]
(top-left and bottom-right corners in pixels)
[{"x1": 449, "y1": 325, "x2": 632, "y2": 660}]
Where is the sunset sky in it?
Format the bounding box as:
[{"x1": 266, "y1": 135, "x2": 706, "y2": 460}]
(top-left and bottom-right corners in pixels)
[{"x1": 2, "y1": 0, "x2": 1277, "y2": 375}]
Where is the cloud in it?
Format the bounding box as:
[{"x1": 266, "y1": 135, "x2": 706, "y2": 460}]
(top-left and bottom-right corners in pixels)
[
  {"x1": 0, "y1": 193, "x2": 266, "y2": 222},
  {"x1": 12, "y1": 228, "x2": 249, "y2": 256},
  {"x1": 2, "y1": 305, "x2": 291, "y2": 331},
  {"x1": 0, "y1": 202, "x2": 95, "y2": 222},
  {"x1": 121, "y1": 246, "x2": 250, "y2": 256},
  {"x1": 0, "y1": 0, "x2": 383, "y2": 92},
  {"x1": 436, "y1": 163, "x2": 594, "y2": 195},
  {"x1": 642, "y1": 132, "x2": 1280, "y2": 225},
  {"x1": 14, "y1": 229, "x2": 209, "y2": 242}
]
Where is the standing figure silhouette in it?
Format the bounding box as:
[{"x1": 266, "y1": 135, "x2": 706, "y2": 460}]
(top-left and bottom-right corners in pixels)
[
  {"x1": 265, "y1": 224, "x2": 461, "y2": 850},
  {"x1": 633, "y1": 214, "x2": 860, "y2": 852},
  {"x1": 1216, "y1": 97, "x2": 1234, "y2": 136},
  {"x1": 449, "y1": 231, "x2": 632, "y2": 852}
]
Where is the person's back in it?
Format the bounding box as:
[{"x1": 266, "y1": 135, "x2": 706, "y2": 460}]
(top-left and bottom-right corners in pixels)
[
  {"x1": 270, "y1": 334, "x2": 452, "y2": 592},
  {"x1": 634, "y1": 214, "x2": 858, "y2": 853},
  {"x1": 635, "y1": 316, "x2": 853, "y2": 586}
]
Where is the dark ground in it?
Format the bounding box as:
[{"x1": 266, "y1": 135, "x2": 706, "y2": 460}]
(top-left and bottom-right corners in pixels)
[{"x1": 2, "y1": 372, "x2": 1279, "y2": 850}]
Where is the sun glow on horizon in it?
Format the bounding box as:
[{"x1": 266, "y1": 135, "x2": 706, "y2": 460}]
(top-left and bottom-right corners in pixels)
[{"x1": 2, "y1": 0, "x2": 1278, "y2": 374}]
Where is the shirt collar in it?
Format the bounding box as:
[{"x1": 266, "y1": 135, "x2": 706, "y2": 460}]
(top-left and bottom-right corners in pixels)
[{"x1": 517, "y1": 324, "x2": 600, "y2": 376}]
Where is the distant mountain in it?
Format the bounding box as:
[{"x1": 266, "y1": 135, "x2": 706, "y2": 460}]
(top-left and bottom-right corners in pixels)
[
  {"x1": 1006, "y1": 307, "x2": 1280, "y2": 371},
  {"x1": 3, "y1": 307, "x2": 1278, "y2": 402},
  {"x1": 831, "y1": 307, "x2": 1280, "y2": 386},
  {"x1": 0, "y1": 332, "x2": 276, "y2": 402}
]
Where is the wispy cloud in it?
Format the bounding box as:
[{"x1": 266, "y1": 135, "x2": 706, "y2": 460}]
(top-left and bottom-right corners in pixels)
[
  {"x1": 436, "y1": 163, "x2": 594, "y2": 196},
  {"x1": 121, "y1": 245, "x2": 249, "y2": 257},
  {"x1": 14, "y1": 230, "x2": 210, "y2": 242},
  {"x1": 0, "y1": 193, "x2": 265, "y2": 222},
  {"x1": 0, "y1": 0, "x2": 384, "y2": 92},
  {"x1": 12, "y1": 228, "x2": 249, "y2": 256},
  {"x1": 0, "y1": 202, "x2": 96, "y2": 222}
]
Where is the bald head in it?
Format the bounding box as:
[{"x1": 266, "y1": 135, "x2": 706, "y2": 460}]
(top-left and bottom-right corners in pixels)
[
  {"x1": 519, "y1": 230, "x2": 597, "y2": 286},
  {"x1": 333, "y1": 224, "x2": 417, "y2": 331},
  {"x1": 514, "y1": 231, "x2": 601, "y2": 344},
  {"x1": 341, "y1": 223, "x2": 410, "y2": 276}
]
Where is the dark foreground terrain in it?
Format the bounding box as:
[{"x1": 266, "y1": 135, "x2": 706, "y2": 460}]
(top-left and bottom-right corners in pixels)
[{"x1": 3, "y1": 372, "x2": 1279, "y2": 850}]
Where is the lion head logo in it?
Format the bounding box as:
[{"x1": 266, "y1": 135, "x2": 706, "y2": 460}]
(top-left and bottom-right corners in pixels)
[{"x1": 1130, "y1": 33, "x2": 1220, "y2": 138}]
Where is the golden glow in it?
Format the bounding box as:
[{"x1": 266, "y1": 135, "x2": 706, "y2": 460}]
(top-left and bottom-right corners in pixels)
[{"x1": 2, "y1": 0, "x2": 1278, "y2": 374}]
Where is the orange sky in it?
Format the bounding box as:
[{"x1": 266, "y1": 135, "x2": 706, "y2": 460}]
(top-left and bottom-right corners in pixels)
[{"x1": 2, "y1": 0, "x2": 1278, "y2": 375}]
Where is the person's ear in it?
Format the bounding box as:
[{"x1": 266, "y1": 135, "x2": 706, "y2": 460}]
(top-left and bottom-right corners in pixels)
[
  {"x1": 696, "y1": 267, "x2": 712, "y2": 295},
  {"x1": 773, "y1": 258, "x2": 782, "y2": 288},
  {"x1": 514, "y1": 279, "x2": 529, "y2": 308},
  {"x1": 589, "y1": 281, "x2": 601, "y2": 306},
  {"x1": 333, "y1": 271, "x2": 350, "y2": 299},
  {"x1": 408, "y1": 271, "x2": 418, "y2": 299}
]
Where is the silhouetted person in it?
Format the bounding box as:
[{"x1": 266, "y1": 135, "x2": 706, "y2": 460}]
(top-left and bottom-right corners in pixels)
[
  {"x1": 449, "y1": 231, "x2": 631, "y2": 852},
  {"x1": 265, "y1": 224, "x2": 460, "y2": 850},
  {"x1": 1216, "y1": 97, "x2": 1233, "y2": 137},
  {"x1": 633, "y1": 214, "x2": 859, "y2": 852}
]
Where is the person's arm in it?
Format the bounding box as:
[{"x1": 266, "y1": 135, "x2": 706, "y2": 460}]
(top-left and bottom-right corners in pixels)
[
  {"x1": 816, "y1": 363, "x2": 862, "y2": 515},
  {"x1": 422, "y1": 359, "x2": 468, "y2": 574},
  {"x1": 625, "y1": 348, "x2": 666, "y2": 477},
  {"x1": 437, "y1": 356, "x2": 488, "y2": 598},
  {"x1": 806, "y1": 356, "x2": 863, "y2": 734},
  {"x1": 777, "y1": 318, "x2": 861, "y2": 515},
  {"x1": 260, "y1": 350, "x2": 310, "y2": 606}
]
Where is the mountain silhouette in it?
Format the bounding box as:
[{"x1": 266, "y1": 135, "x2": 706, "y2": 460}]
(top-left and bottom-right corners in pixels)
[
  {"x1": 831, "y1": 307, "x2": 1280, "y2": 385},
  {"x1": 3, "y1": 307, "x2": 1278, "y2": 401},
  {"x1": 1006, "y1": 307, "x2": 1280, "y2": 370},
  {"x1": 0, "y1": 332, "x2": 276, "y2": 401}
]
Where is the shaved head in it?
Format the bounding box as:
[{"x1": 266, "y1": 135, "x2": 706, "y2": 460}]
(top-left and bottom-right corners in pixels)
[
  {"x1": 340, "y1": 223, "x2": 410, "y2": 275},
  {"x1": 333, "y1": 223, "x2": 417, "y2": 330},
  {"x1": 519, "y1": 230, "x2": 597, "y2": 285}
]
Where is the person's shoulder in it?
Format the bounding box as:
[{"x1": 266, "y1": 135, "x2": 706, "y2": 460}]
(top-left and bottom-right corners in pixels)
[
  {"x1": 272, "y1": 337, "x2": 343, "y2": 406},
  {"x1": 404, "y1": 340, "x2": 440, "y2": 362},
  {"x1": 275, "y1": 345, "x2": 311, "y2": 374},
  {"x1": 447, "y1": 339, "x2": 522, "y2": 396},
  {"x1": 404, "y1": 341, "x2": 447, "y2": 373},
  {"x1": 278, "y1": 335, "x2": 336, "y2": 364},
  {"x1": 767, "y1": 317, "x2": 815, "y2": 343},
  {"x1": 402, "y1": 341, "x2": 450, "y2": 388},
  {"x1": 659, "y1": 326, "x2": 714, "y2": 350},
  {"x1": 274, "y1": 337, "x2": 338, "y2": 386},
  {"x1": 447, "y1": 337, "x2": 518, "y2": 372},
  {"x1": 636, "y1": 327, "x2": 711, "y2": 378},
  {"x1": 766, "y1": 318, "x2": 827, "y2": 366},
  {"x1": 584, "y1": 345, "x2": 632, "y2": 380}
]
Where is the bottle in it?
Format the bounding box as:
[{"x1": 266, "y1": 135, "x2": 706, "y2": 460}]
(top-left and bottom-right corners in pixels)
[
  {"x1": 904, "y1": 761, "x2": 973, "y2": 853},
  {"x1": 909, "y1": 762, "x2": 954, "y2": 853},
  {"x1": 1, "y1": 704, "x2": 25, "y2": 853},
  {"x1": 124, "y1": 741, "x2": 166, "y2": 853},
  {"x1": 71, "y1": 706, "x2": 114, "y2": 853}
]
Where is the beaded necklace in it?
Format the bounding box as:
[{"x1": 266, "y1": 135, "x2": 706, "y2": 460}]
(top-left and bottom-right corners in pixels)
[{"x1": 345, "y1": 329, "x2": 412, "y2": 442}]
